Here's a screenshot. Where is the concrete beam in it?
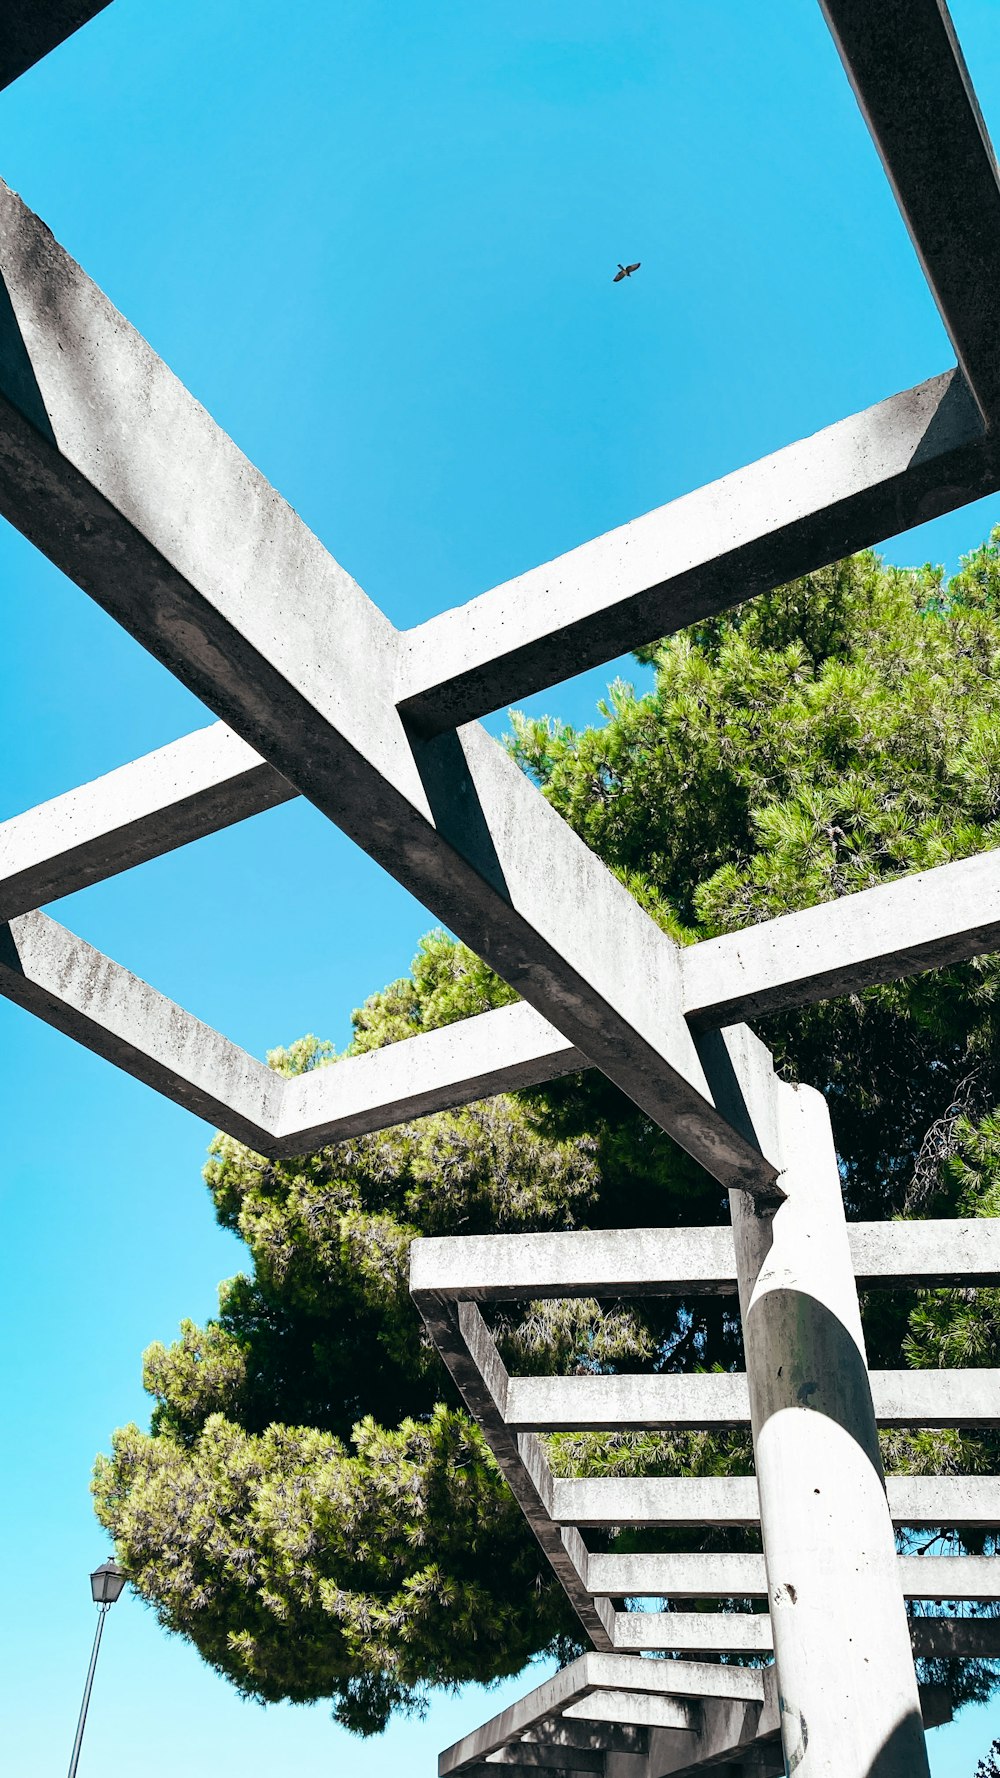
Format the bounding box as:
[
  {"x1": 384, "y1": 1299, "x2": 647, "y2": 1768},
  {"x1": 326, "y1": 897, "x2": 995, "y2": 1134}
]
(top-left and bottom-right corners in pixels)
[
  {"x1": 396, "y1": 370, "x2": 990, "y2": 732},
  {"x1": 411, "y1": 1296, "x2": 615, "y2": 1652},
  {"x1": 611, "y1": 1614, "x2": 773, "y2": 1655},
  {"x1": 0, "y1": 2, "x2": 112, "y2": 92},
  {"x1": 640, "y1": 1673, "x2": 780, "y2": 1778},
  {"x1": 410, "y1": 1219, "x2": 1000, "y2": 1302},
  {"x1": 525, "y1": 1722, "x2": 649, "y2": 1758},
  {"x1": 910, "y1": 1617, "x2": 1000, "y2": 1658},
  {"x1": 552, "y1": 1473, "x2": 1000, "y2": 1530},
  {"x1": 682, "y1": 847, "x2": 1000, "y2": 1028},
  {"x1": 482, "y1": 1749, "x2": 603, "y2": 1772},
  {"x1": 563, "y1": 1694, "x2": 694, "y2": 1734},
  {"x1": 438, "y1": 1654, "x2": 761, "y2": 1776},
  {"x1": 0, "y1": 910, "x2": 282, "y2": 1147},
  {"x1": 0, "y1": 178, "x2": 774, "y2": 1196},
  {"x1": 502, "y1": 1369, "x2": 1000, "y2": 1431},
  {"x1": 820, "y1": 0, "x2": 1000, "y2": 427},
  {"x1": 585, "y1": 1552, "x2": 1000, "y2": 1602},
  {"x1": 0, "y1": 722, "x2": 293, "y2": 920},
  {"x1": 278, "y1": 1001, "x2": 581, "y2": 1150}
]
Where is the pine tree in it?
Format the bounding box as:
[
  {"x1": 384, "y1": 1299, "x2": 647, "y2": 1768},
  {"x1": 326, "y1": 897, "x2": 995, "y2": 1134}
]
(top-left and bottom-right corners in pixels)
[{"x1": 94, "y1": 540, "x2": 1000, "y2": 1731}]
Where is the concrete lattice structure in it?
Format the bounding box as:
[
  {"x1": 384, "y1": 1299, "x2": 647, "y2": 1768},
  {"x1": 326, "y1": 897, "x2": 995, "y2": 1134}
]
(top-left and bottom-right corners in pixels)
[{"x1": 3, "y1": 3, "x2": 1000, "y2": 1773}]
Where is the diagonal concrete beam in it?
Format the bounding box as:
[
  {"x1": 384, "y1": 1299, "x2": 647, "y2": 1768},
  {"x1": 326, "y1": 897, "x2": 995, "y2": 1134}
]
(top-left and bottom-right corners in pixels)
[
  {"x1": 0, "y1": 722, "x2": 294, "y2": 921},
  {"x1": 0, "y1": 909, "x2": 283, "y2": 1146},
  {"x1": 395, "y1": 370, "x2": 990, "y2": 732},
  {"x1": 0, "y1": 2, "x2": 112, "y2": 93},
  {"x1": 0, "y1": 178, "x2": 773, "y2": 1195},
  {"x1": 820, "y1": 0, "x2": 1000, "y2": 429}
]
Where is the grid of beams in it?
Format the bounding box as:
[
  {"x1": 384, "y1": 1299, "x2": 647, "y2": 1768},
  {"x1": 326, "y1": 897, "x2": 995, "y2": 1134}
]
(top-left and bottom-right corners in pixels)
[{"x1": 4, "y1": 6, "x2": 1000, "y2": 1777}]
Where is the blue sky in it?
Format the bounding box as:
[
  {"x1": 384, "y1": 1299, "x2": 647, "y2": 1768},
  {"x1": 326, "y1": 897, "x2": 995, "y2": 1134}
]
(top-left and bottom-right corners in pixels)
[{"x1": 1, "y1": 1, "x2": 999, "y2": 1771}]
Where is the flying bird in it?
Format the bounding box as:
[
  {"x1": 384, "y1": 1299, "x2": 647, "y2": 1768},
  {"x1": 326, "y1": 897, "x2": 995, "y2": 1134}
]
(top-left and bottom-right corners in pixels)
[{"x1": 613, "y1": 261, "x2": 641, "y2": 282}]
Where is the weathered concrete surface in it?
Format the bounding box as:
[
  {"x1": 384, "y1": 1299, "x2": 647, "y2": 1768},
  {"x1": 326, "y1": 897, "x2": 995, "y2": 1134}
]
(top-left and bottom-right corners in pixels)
[
  {"x1": 682, "y1": 847, "x2": 1000, "y2": 1027},
  {"x1": 821, "y1": 0, "x2": 1000, "y2": 428},
  {"x1": 0, "y1": 179, "x2": 774, "y2": 1194},
  {"x1": 0, "y1": 2, "x2": 111, "y2": 92},
  {"x1": 585, "y1": 1551, "x2": 1000, "y2": 1602},
  {"x1": 611, "y1": 1614, "x2": 773, "y2": 1655},
  {"x1": 0, "y1": 910, "x2": 282, "y2": 1147},
  {"x1": 563, "y1": 1695, "x2": 694, "y2": 1734},
  {"x1": 500, "y1": 1366, "x2": 999, "y2": 1431},
  {"x1": 396, "y1": 371, "x2": 990, "y2": 731},
  {"x1": 278, "y1": 1001, "x2": 581, "y2": 1149},
  {"x1": 410, "y1": 1217, "x2": 1000, "y2": 1301},
  {"x1": 409, "y1": 1293, "x2": 614, "y2": 1652},
  {"x1": 552, "y1": 1471, "x2": 1000, "y2": 1529},
  {"x1": 0, "y1": 722, "x2": 293, "y2": 921},
  {"x1": 724, "y1": 1056, "x2": 928, "y2": 1778}
]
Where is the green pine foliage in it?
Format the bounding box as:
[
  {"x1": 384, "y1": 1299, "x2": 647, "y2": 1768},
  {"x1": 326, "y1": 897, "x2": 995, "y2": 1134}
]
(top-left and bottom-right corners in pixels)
[{"x1": 94, "y1": 540, "x2": 1000, "y2": 1731}]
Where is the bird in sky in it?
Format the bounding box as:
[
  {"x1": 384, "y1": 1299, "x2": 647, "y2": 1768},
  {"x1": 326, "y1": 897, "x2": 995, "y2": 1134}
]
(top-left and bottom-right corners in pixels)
[{"x1": 613, "y1": 261, "x2": 641, "y2": 282}]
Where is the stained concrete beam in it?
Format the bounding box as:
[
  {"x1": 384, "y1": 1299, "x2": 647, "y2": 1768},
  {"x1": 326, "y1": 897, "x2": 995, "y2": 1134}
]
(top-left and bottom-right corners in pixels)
[
  {"x1": 0, "y1": 722, "x2": 294, "y2": 920},
  {"x1": 502, "y1": 1369, "x2": 1000, "y2": 1431},
  {"x1": 396, "y1": 370, "x2": 990, "y2": 732},
  {"x1": 0, "y1": 179, "x2": 773, "y2": 1197},
  {"x1": 682, "y1": 847, "x2": 1000, "y2": 1028},
  {"x1": 821, "y1": 0, "x2": 1000, "y2": 428},
  {"x1": 0, "y1": 2, "x2": 112, "y2": 92},
  {"x1": 551, "y1": 1472, "x2": 1000, "y2": 1530},
  {"x1": 0, "y1": 910, "x2": 282, "y2": 1147}
]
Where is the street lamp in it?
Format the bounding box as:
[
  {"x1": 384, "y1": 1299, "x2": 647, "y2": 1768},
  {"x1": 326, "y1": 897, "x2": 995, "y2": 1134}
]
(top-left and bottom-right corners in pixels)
[{"x1": 66, "y1": 1560, "x2": 127, "y2": 1778}]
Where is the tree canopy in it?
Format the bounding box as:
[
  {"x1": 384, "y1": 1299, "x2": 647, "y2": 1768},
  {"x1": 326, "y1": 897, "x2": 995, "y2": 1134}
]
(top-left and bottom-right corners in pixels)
[{"x1": 94, "y1": 539, "x2": 1000, "y2": 1732}]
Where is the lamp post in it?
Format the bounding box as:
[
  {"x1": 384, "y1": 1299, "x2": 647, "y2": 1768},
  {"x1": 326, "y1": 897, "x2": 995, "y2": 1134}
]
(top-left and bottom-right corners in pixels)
[{"x1": 66, "y1": 1560, "x2": 127, "y2": 1778}]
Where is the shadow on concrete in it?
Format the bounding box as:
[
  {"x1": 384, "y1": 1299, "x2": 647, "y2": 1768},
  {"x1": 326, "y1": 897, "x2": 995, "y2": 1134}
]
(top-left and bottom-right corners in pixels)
[{"x1": 0, "y1": 269, "x2": 55, "y2": 443}]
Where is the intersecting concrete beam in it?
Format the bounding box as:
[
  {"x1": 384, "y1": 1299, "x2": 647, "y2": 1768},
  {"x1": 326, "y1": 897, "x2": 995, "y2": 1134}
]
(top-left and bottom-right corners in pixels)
[
  {"x1": 396, "y1": 370, "x2": 989, "y2": 731},
  {"x1": 551, "y1": 1472, "x2": 1000, "y2": 1530},
  {"x1": 502, "y1": 1369, "x2": 1000, "y2": 1431},
  {"x1": 0, "y1": 2, "x2": 112, "y2": 92},
  {"x1": 682, "y1": 847, "x2": 1000, "y2": 1027},
  {"x1": 410, "y1": 1217, "x2": 1000, "y2": 1302},
  {"x1": 524, "y1": 1721, "x2": 649, "y2": 1758},
  {"x1": 0, "y1": 723, "x2": 293, "y2": 921},
  {"x1": 0, "y1": 180, "x2": 774, "y2": 1197},
  {"x1": 0, "y1": 910, "x2": 282, "y2": 1146},
  {"x1": 821, "y1": 0, "x2": 1000, "y2": 428}
]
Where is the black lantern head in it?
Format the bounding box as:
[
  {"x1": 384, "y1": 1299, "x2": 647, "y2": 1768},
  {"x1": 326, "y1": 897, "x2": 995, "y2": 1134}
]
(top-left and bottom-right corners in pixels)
[{"x1": 90, "y1": 1560, "x2": 126, "y2": 1605}]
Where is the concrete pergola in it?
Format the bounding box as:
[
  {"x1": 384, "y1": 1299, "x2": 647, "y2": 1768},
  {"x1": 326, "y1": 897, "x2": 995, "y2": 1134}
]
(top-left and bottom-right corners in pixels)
[{"x1": 3, "y1": 3, "x2": 1000, "y2": 1774}]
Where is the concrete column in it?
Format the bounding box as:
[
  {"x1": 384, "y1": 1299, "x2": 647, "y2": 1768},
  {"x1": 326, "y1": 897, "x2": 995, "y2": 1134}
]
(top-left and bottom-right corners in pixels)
[{"x1": 727, "y1": 1077, "x2": 929, "y2": 1778}]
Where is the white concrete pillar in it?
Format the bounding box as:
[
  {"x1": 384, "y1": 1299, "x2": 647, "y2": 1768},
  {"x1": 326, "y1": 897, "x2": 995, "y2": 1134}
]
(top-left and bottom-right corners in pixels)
[{"x1": 717, "y1": 1045, "x2": 929, "y2": 1777}]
